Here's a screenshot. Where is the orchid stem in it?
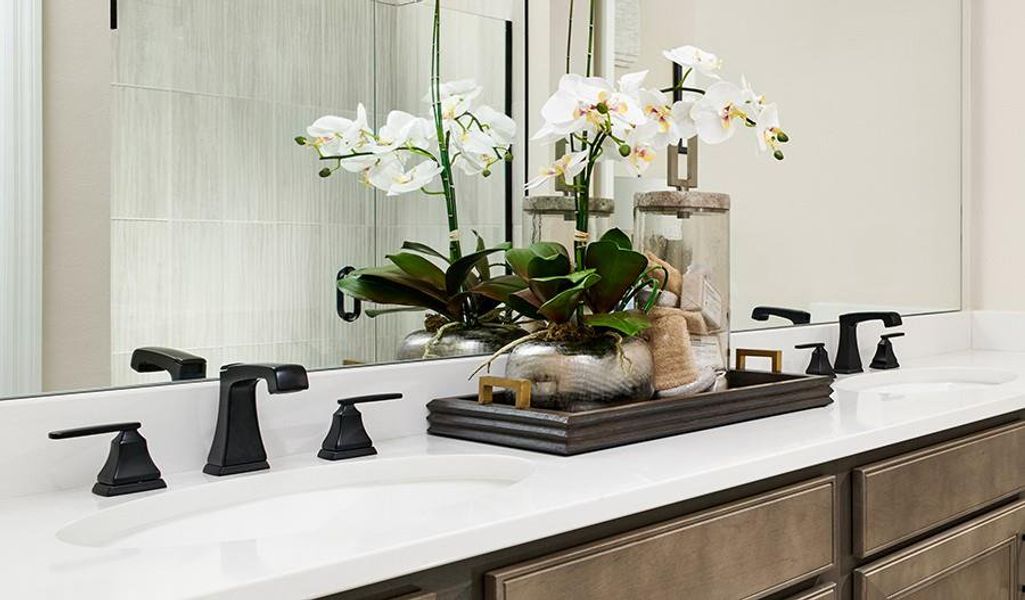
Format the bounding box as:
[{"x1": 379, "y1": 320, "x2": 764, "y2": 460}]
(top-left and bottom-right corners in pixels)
[{"x1": 431, "y1": 0, "x2": 462, "y2": 264}]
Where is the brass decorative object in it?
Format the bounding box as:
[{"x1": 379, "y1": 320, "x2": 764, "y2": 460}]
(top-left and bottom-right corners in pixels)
[
  {"x1": 735, "y1": 348, "x2": 783, "y2": 373},
  {"x1": 479, "y1": 376, "x2": 532, "y2": 409}
]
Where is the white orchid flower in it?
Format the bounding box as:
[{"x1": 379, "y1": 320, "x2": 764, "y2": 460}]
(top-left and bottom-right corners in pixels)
[
  {"x1": 755, "y1": 103, "x2": 788, "y2": 160},
  {"x1": 364, "y1": 155, "x2": 442, "y2": 196},
  {"x1": 306, "y1": 103, "x2": 374, "y2": 156},
  {"x1": 617, "y1": 70, "x2": 649, "y2": 96},
  {"x1": 424, "y1": 79, "x2": 484, "y2": 122},
  {"x1": 533, "y1": 74, "x2": 645, "y2": 141},
  {"x1": 474, "y1": 105, "x2": 516, "y2": 146},
  {"x1": 740, "y1": 76, "x2": 768, "y2": 118},
  {"x1": 663, "y1": 45, "x2": 722, "y2": 79},
  {"x1": 617, "y1": 121, "x2": 659, "y2": 177},
  {"x1": 690, "y1": 81, "x2": 747, "y2": 144},
  {"x1": 374, "y1": 110, "x2": 434, "y2": 153},
  {"x1": 524, "y1": 150, "x2": 588, "y2": 191},
  {"x1": 453, "y1": 128, "x2": 501, "y2": 176},
  {"x1": 639, "y1": 89, "x2": 696, "y2": 146}
]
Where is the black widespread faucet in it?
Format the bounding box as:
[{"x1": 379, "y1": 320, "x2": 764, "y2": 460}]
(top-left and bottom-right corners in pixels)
[
  {"x1": 203, "y1": 363, "x2": 309, "y2": 476},
  {"x1": 751, "y1": 306, "x2": 812, "y2": 325},
  {"x1": 834, "y1": 312, "x2": 903, "y2": 374}
]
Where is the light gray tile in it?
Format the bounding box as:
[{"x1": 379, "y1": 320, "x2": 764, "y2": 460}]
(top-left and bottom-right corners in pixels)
[
  {"x1": 167, "y1": 221, "x2": 224, "y2": 349},
  {"x1": 224, "y1": 98, "x2": 278, "y2": 222},
  {"x1": 114, "y1": 0, "x2": 225, "y2": 94},
  {"x1": 111, "y1": 86, "x2": 172, "y2": 219},
  {"x1": 111, "y1": 219, "x2": 171, "y2": 354},
  {"x1": 221, "y1": 222, "x2": 276, "y2": 345},
  {"x1": 169, "y1": 93, "x2": 227, "y2": 220},
  {"x1": 322, "y1": 0, "x2": 376, "y2": 109}
]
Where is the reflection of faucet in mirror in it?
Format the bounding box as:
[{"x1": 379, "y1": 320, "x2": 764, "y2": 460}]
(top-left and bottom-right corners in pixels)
[
  {"x1": 751, "y1": 306, "x2": 812, "y2": 326},
  {"x1": 204, "y1": 363, "x2": 309, "y2": 476},
  {"x1": 834, "y1": 312, "x2": 903, "y2": 375},
  {"x1": 131, "y1": 347, "x2": 207, "y2": 381}
]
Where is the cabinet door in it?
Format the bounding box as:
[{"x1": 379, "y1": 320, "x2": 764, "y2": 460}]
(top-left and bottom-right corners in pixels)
[
  {"x1": 853, "y1": 422, "x2": 1025, "y2": 558},
  {"x1": 855, "y1": 500, "x2": 1025, "y2": 599},
  {"x1": 486, "y1": 477, "x2": 835, "y2": 600}
]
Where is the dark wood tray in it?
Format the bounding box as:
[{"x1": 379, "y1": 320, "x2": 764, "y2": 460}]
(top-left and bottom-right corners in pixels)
[{"x1": 427, "y1": 370, "x2": 834, "y2": 456}]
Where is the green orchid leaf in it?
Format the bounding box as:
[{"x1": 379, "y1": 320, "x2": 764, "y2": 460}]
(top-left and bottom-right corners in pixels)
[
  {"x1": 506, "y1": 242, "x2": 568, "y2": 279},
  {"x1": 507, "y1": 288, "x2": 544, "y2": 320},
  {"x1": 338, "y1": 267, "x2": 455, "y2": 319},
  {"x1": 599, "y1": 227, "x2": 634, "y2": 251},
  {"x1": 386, "y1": 252, "x2": 446, "y2": 291},
  {"x1": 529, "y1": 268, "x2": 599, "y2": 304},
  {"x1": 472, "y1": 231, "x2": 492, "y2": 283},
  {"x1": 537, "y1": 272, "x2": 601, "y2": 323},
  {"x1": 583, "y1": 311, "x2": 651, "y2": 337},
  {"x1": 471, "y1": 274, "x2": 528, "y2": 302},
  {"x1": 445, "y1": 243, "x2": 512, "y2": 295},
  {"x1": 584, "y1": 240, "x2": 649, "y2": 314},
  {"x1": 365, "y1": 306, "x2": 426, "y2": 318},
  {"x1": 400, "y1": 241, "x2": 451, "y2": 264}
]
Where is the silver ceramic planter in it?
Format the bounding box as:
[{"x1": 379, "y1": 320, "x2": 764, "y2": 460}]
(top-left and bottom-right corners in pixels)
[
  {"x1": 504, "y1": 336, "x2": 655, "y2": 411},
  {"x1": 396, "y1": 324, "x2": 526, "y2": 361}
]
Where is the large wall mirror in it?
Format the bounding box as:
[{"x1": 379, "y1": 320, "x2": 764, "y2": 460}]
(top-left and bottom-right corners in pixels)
[{"x1": 1, "y1": 0, "x2": 963, "y2": 400}]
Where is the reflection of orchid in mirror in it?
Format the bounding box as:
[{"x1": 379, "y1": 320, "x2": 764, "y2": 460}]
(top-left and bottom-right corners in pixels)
[{"x1": 297, "y1": 82, "x2": 514, "y2": 197}]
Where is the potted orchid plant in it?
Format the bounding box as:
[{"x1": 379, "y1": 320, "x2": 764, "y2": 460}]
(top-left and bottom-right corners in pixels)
[
  {"x1": 297, "y1": 0, "x2": 527, "y2": 360},
  {"x1": 482, "y1": 6, "x2": 789, "y2": 409}
]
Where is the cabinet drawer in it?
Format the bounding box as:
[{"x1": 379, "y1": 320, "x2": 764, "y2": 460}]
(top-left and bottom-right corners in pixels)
[
  {"x1": 485, "y1": 477, "x2": 835, "y2": 600},
  {"x1": 853, "y1": 422, "x2": 1025, "y2": 558},
  {"x1": 855, "y1": 499, "x2": 1025, "y2": 600},
  {"x1": 787, "y1": 584, "x2": 837, "y2": 600}
]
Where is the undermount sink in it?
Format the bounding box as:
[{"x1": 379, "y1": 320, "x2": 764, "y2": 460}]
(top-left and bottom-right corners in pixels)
[
  {"x1": 57, "y1": 454, "x2": 532, "y2": 550},
  {"x1": 833, "y1": 367, "x2": 1018, "y2": 395}
]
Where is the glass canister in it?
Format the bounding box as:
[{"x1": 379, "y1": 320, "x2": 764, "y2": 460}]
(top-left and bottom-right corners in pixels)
[
  {"x1": 633, "y1": 190, "x2": 730, "y2": 374},
  {"x1": 522, "y1": 195, "x2": 614, "y2": 250}
]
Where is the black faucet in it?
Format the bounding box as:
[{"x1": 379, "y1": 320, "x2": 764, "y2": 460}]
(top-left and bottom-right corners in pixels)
[
  {"x1": 203, "y1": 363, "x2": 309, "y2": 476},
  {"x1": 131, "y1": 347, "x2": 207, "y2": 381},
  {"x1": 751, "y1": 306, "x2": 812, "y2": 325},
  {"x1": 834, "y1": 312, "x2": 903, "y2": 374}
]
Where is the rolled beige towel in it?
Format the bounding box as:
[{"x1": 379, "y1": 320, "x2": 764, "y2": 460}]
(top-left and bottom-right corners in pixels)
[
  {"x1": 645, "y1": 252, "x2": 683, "y2": 297},
  {"x1": 645, "y1": 307, "x2": 699, "y2": 392},
  {"x1": 681, "y1": 310, "x2": 708, "y2": 335}
]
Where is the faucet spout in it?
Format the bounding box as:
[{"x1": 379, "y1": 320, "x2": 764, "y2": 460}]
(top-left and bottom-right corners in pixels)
[
  {"x1": 834, "y1": 312, "x2": 903, "y2": 374},
  {"x1": 204, "y1": 363, "x2": 309, "y2": 476}
]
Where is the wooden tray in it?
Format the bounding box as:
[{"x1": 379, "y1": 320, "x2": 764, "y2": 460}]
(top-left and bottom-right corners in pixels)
[{"x1": 427, "y1": 370, "x2": 834, "y2": 456}]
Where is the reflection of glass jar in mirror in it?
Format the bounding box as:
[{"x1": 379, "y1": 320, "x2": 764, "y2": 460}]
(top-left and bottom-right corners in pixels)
[
  {"x1": 633, "y1": 191, "x2": 731, "y2": 371},
  {"x1": 522, "y1": 195, "x2": 614, "y2": 252}
]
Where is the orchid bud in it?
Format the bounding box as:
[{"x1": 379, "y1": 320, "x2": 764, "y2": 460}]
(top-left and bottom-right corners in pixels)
[
  {"x1": 618, "y1": 144, "x2": 632, "y2": 157},
  {"x1": 319, "y1": 167, "x2": 332, "y2": 178},
  {"x1": 773, "y1": 150, "x2": 785, "y2": 161},
  {"x1": 596, "y1": 102, "x2": 609, "y2": 115},
  {"x1": 504, "y1": 150, "x2": 514, "y2": 161},
  {"x1": 482, "y1": 168, "x2": 492, "y2": 177},
  {"x1": 777, "y1": 131, "x2": 790, "y2": 143},
  {"x1": 294, "y1": 136, "x2": 308, "y2": 146}
]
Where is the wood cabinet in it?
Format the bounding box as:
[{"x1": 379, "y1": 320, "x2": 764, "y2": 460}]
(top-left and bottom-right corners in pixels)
[
  {"x1": 853, "y1": 422, "x2": 1025, "y2": 558},
  {"x1": 787, "y1": 584, "x2": 837, "y2": 600},
  {"x1": 855, "y1": 500, "x2": 1025, "y2": 599},
  {"x1": 485, "y1": 477, "x2": 835, "y2": 600}
]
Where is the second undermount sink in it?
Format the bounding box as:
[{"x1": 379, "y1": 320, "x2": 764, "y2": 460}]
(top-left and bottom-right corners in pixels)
[
  {"x1": 57, "y1": 454, "x2": 532, "y2": 550},
  {"x1": 833, "y1": 367, "x2": 1018, "y2": 395}
]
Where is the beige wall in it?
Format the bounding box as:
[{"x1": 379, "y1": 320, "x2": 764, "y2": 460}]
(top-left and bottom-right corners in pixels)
[
  {"x1": 970, "y1": 0, "x2": 1025, "y2": 310},
  {"x1": 42, "y1": 0, "x2": 111, "y2": 391}
]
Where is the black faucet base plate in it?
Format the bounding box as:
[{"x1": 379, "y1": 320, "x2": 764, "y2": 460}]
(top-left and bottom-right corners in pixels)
[
  {"x1": 203, "y1": 460, "x2": 270, "y2": 476},
  {"x1": 93, "y1": 478, "x2": 167, "y2": 497},
  {"x1": 833, "y1": 368, "x2": 864, "y2": 375},
  {"x1": 318, "y1": 446, "x2": 377, "y2": 461}
]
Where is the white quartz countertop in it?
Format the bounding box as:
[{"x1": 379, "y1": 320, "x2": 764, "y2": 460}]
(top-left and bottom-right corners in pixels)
[{"x1": 7, "y1": 349, "x2": 1025, "y2": 599}]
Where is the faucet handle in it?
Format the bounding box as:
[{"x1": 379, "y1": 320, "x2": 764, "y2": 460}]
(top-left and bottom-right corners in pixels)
[
  {"x1": 49, "y1": 422, "x2": 166, "y2": 497},
  {"x1": 319, "y1": 393, "x2": 403, "y2": 461},
  {"x1": 795, "y1": 343, "x2": 836, "y2": 378},
  {"x1": 871, "y1": 332, "x2": 905, "y2": 370},
  {"x1": 338, "y1": 393, "x2": 404, "y2": 406}
]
